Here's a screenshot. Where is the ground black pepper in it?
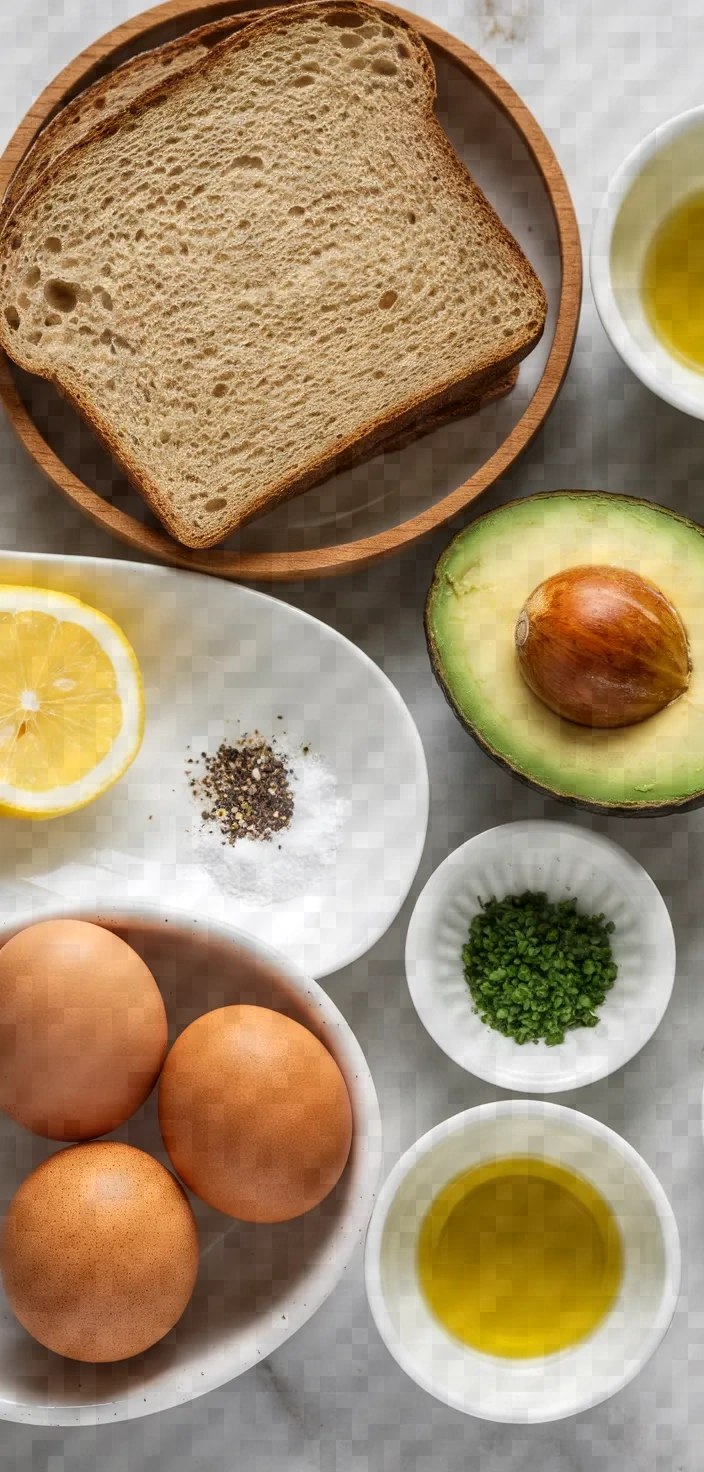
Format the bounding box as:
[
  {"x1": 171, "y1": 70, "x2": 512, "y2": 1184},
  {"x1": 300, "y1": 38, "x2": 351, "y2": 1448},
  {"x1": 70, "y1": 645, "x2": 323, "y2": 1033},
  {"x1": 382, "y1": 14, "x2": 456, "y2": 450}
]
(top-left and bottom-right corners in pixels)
[{"x1": 188, "y1": 735, "x2": 294, "y2": 844}]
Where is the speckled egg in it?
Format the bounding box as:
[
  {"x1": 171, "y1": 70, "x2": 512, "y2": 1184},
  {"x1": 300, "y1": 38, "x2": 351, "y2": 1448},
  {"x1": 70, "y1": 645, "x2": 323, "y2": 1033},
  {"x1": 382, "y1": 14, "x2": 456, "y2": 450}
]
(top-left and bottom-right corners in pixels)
[
  {"x1": 0, "y1": 919, "x2": 168, "y2": 1139},
  {"x1": 158, "y1": 1005, "x2": 353, "y2": 1222},
  {"x1": 0, "y1": 1142, "x2": 199, "y2": 1361}
]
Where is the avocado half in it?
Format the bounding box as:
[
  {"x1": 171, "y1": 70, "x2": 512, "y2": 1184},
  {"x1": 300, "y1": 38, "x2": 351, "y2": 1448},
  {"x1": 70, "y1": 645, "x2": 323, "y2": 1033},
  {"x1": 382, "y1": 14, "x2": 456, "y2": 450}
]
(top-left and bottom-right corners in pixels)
[{"x1": 425, "y1": 491, "x2": 704, "y2": 815}]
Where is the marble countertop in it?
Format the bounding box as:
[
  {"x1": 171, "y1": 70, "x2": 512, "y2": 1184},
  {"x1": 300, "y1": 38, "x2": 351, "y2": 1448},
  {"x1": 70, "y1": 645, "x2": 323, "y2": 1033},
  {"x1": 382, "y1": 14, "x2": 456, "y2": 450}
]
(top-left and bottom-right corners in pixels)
[{"x1": 1, "y1": 0, "x2": 703, "y2": 1466}]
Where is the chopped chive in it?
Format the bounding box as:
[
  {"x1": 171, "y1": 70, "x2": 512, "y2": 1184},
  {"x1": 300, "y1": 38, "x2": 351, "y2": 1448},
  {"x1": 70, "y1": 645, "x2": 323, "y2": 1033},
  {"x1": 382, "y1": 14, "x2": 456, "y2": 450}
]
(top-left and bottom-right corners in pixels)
[{"x1": 461, "y1": 892, "x2": 617, "y2": 1046}]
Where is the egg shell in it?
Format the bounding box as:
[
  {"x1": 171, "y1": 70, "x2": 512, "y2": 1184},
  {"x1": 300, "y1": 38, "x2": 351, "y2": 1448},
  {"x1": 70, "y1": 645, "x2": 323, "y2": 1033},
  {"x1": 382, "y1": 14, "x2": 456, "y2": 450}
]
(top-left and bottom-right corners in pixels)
[
  {"x1": 0, "y1": 919, "x2": 168, "y2": 1140},
  {"x1": 0, "y1": 1141, "x2": 199, "y2": 1362},
  {"x1": 158, "y1": 1004, "x2": 353, "y2": 1222}
]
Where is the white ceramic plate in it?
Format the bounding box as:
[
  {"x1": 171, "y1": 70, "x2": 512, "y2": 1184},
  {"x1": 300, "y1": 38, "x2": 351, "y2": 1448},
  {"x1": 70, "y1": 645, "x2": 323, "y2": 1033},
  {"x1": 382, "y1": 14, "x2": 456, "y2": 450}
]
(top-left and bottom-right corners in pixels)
[
  {"x1": 0, "y1": 904, "x2": 382, "y2": 1426},
  {"x1": 0, "y1": 551, "x2": 428, "y2": 978},
  {"x1": 405, "y1": 821, "x2": 676, "y2": 1093}
]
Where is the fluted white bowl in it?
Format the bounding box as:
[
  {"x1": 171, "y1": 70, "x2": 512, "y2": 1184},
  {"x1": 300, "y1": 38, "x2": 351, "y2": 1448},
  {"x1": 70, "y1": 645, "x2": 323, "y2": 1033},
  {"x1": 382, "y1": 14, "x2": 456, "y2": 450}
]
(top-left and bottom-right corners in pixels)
[{"x1": 405, "y1": 821, "x2": 675, "y2": 1093}]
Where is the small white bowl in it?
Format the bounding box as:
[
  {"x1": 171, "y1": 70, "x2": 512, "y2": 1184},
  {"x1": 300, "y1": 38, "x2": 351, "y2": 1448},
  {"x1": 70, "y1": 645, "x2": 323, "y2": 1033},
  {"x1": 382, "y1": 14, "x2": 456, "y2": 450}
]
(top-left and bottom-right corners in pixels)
[
  {"x1": 405, "y1": 821, "x2": 675, "y2": 1093},
  {"x1": 591, "y1": 106, "x2": 704, "y2": 417},
  {"x1": 0, "y1": 902, "x2": 382, "y2": 1427},
  {"x1": 364, "y1": 1100, "x2": 681, "y2": 1423}
]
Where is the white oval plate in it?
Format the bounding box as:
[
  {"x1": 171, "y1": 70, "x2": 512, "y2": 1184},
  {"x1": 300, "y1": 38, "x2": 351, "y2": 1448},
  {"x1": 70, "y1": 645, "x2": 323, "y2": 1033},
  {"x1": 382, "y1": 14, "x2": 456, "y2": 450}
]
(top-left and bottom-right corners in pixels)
[
  {"x1": 405, "y1": 821, "x2": 675, "y2": 1093},
  {"x1": 0, "y1": 551, "x2": 428, "y2": 979}
]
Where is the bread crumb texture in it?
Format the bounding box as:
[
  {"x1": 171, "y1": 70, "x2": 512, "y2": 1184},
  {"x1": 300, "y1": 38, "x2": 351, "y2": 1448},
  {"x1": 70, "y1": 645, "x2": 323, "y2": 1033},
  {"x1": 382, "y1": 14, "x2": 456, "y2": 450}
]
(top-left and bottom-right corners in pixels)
[
  {"x1": 2, "y1": 13, "x2": 259, "y2": 215},
  {"x1": 0, "y1": 1, "x2": 547, "y2": 548}
]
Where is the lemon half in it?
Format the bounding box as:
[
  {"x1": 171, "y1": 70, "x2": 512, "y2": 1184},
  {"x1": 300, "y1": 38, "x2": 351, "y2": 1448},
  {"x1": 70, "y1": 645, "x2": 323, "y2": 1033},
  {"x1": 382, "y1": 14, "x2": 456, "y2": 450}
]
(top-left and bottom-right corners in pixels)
[{"x1": 0, "y1": 586, "x2": 144, "y2": 819}]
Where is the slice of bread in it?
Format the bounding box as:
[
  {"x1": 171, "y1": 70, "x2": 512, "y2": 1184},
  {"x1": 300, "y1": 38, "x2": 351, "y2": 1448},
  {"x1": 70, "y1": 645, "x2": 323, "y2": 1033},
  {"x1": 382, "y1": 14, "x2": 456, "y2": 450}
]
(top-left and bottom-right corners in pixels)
[
  {"x1": 4, "y1": 4, "x2": 520, "y2": 486},
  {"x1": 331, "y1": 365, "x2": 518, "y2": 474},
  {"x1": 370, "y1": 367, "x2": 518, "y2": 457},
  {"x1": 0, "y1": 1, "x2": 546, "y2": 549},
  {"x1": 5, "y1": 4, "x2": 518, "y2": 460},
  {"x1": 2, "y1": 14, "x2": 261, "y2": 216}
]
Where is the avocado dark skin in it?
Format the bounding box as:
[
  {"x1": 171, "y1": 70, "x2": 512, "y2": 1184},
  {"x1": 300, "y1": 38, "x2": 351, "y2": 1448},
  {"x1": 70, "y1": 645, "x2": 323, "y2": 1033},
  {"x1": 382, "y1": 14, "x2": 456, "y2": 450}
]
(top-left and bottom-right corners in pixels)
[{"x1": 424, "y1": 490, "x2": 704, "y2": 817}]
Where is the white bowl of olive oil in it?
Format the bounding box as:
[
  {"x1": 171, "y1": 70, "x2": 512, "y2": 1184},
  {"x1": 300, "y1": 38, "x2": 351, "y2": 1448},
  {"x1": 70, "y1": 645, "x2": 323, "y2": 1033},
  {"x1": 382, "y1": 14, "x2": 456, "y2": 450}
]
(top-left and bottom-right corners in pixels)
[
  {"x1": 591, "y1": 106, "x2": 704, "y2": 416},
  {"x1": 365, "y1": 1101, "x2": 680, "y2": 1423}
]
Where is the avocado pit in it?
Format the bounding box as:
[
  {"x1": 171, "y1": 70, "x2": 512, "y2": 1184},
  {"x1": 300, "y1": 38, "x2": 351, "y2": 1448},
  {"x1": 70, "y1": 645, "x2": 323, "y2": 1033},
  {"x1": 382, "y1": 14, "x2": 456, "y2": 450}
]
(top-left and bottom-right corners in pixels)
[{"x1": 514, "y1": 564, "x2": 691, "y2": 728}]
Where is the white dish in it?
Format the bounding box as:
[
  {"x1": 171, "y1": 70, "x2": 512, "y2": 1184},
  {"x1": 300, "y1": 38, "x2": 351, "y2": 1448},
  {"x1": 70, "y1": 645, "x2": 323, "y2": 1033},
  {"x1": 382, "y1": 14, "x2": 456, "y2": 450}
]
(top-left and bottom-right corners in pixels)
[
  {"x1": 0, "y1": 550, "x2": 428, "y2": 979},
  {"x1": 0, "y1": 902, "x2": 383, "y2": 1426},
  {"x1": 405, "y1": 821, "x2": 675, "y2": 1093},
  {"x1": 364, "y1": 1100, "x2": 680, "y2": 1423},
  {"x1": 591, "y1": 106, "x2": 704, "y2": 418}
]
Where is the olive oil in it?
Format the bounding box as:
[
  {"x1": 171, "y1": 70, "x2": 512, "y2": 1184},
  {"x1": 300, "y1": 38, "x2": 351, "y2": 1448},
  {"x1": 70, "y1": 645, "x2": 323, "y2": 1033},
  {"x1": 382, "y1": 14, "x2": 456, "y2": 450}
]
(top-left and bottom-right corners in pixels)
[
  {"x1": 417, "y1": 1156, "x2": 623, "y2": 1358},
  {"x1": 642, "y1": 193, "x2": 704, "y2": 371}
]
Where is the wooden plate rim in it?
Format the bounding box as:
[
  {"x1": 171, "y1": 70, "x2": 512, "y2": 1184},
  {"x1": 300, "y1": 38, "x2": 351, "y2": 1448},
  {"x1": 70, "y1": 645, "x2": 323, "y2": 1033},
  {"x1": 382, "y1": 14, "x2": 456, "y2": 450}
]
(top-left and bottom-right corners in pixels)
[{"x1": 0, "y1": 1, "x2": 582, "y2": 582}]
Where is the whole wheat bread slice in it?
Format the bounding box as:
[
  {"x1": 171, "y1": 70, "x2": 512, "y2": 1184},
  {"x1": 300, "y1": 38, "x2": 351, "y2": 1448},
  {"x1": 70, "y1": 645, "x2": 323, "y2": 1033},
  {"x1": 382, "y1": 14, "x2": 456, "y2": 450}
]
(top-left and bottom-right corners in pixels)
[
  {"x1": 3, "y1": 14, "x2": 265, "y2": 217},
  {"x1": 324, "y1": 364, "x2": 518, "y2": 480},
  {"x1": 369, "y1": 366, "x2": 518, "y2": 458},
  {"x1": 4, "y1": 3, "x2": 517, "y2": 435},
  {"x1": 0, "y1": 1, "x2": 546, "y2": 549},
  {"x1": 4, "y1": 3, "x2": 518, "y2": 448}
]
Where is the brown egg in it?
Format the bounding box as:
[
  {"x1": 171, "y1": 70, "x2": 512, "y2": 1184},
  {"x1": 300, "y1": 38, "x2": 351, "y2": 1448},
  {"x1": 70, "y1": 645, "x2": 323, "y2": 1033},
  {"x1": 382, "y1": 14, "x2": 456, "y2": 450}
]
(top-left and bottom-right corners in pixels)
[
  {"x1": 0, "y1": 919, "x2": 168, "y2": 1140},
  {"x1": 0, "y1": 1142, "x2": 199, "y2": 1361},
  {"x1": 158, "y1": 1005, "x2": 353, "y2": 1222}
]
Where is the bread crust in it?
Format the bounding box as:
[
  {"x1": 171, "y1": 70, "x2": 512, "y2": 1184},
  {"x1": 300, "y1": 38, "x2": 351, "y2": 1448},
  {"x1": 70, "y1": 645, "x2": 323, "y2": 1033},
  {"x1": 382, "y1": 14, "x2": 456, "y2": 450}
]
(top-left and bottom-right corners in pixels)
[
  {"x1": 369, "y1": 367, "x2": 518, "y2": 457},
  {"x1": 0, "y1": 1, "x2": 546, "y2": 549}
]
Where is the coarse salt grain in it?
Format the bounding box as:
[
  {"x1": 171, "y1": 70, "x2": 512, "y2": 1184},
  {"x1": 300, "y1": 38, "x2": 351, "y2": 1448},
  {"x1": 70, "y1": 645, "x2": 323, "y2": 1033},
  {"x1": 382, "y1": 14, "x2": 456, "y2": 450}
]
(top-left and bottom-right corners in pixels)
[{"x1": 191, "y1": 736, "x2": 350, "y2": 906}]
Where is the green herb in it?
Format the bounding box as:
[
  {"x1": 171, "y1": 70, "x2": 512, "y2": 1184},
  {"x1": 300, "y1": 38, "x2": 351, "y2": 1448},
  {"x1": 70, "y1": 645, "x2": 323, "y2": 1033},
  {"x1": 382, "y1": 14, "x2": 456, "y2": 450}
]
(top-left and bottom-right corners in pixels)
[{"x1": 461, "y1": 891, "x2": 617, "y2": 1047}]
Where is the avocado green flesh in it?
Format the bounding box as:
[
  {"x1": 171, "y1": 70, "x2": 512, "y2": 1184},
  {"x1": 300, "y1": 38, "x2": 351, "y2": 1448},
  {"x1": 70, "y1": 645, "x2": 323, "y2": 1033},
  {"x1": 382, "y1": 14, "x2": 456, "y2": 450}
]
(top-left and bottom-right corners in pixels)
[{"x1": 427, "y1": 493, "x2": 704, "y2": 808}]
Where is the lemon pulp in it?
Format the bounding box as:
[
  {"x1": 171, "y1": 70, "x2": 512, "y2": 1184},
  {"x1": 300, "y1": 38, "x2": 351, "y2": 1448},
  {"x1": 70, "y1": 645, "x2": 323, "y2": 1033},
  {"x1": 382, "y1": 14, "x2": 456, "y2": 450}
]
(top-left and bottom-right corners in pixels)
[
  {"x1": 642, "y1": 192, "x2": 704, "y2": 371},
  {"x1": 0, "y1": 609, "x2": 123, "y2": 791},
  {"x1": 417, "y1": 1156, "x2": 623, "y2": 1358},
  {"x1": 0, "y1": 587, "x2": 143, "y2": 818}
]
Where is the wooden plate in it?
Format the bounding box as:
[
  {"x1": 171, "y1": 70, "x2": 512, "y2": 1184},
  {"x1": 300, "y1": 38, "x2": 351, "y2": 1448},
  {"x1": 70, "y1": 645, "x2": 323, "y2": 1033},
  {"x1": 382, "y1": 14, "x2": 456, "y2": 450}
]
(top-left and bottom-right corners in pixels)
[{"x1": 0, "y1": 1, "x2": 581, "y2": 582}]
